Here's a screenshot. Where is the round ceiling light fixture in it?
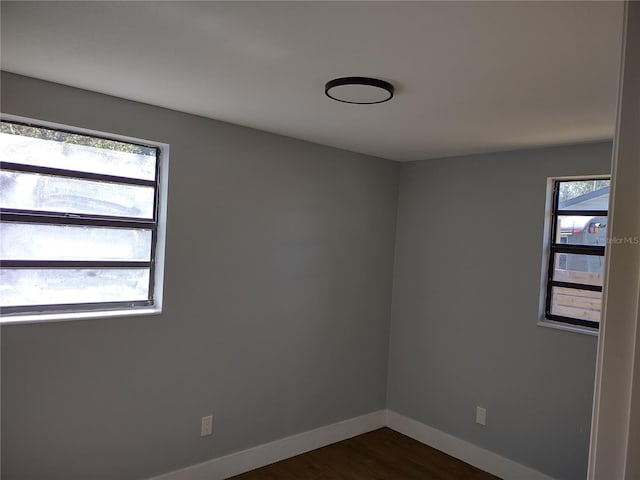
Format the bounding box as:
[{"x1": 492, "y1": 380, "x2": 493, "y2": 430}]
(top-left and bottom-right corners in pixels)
[{"x1": 324, "y1": 77, "x2": 394, "y2": 104}]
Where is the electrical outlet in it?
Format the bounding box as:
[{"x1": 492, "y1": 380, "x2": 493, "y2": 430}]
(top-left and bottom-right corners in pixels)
[
  {"x1": 476, "y1": 406, "x2": 487, "y2": 426},
  {"x1": 201, "y1": 415, "x2": 213, "y2": 437}
]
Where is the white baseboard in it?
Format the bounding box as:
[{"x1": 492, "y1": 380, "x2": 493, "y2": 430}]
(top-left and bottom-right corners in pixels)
[
  {"x1": 148, "y1": 410, "x2": 386, "y2": 480},
  {"x1": 149, "y1": 409, "x2": 556, "y2": 480},
  {"x1": 386, "y1": 410, "x2": 556, "y2": 480}
]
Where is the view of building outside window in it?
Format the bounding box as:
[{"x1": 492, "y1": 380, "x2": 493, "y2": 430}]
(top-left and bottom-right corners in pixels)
[{"x1": 547, "y1": 179, "x2": 609, "y2": 328}]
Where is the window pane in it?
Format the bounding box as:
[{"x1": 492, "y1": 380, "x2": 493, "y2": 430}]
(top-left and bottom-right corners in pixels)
[
  {"x1": 553, "y1": 253, "x2": 604, "y2": 286},
  {"x1": 558, "y1": 180, "x2": 610, "y2": 210},
  {"x1": 556, "y1": 215, "x2": 607, "y2": 245},
  {"x1": 0, "y1": 170, "x2": 154, "y2": 218},
  {"x1": 550, "y1": 286, "x2": 602, "y2": 324},
  {"x1": 0, "y1": 268, "x2": 150, "y2": 307},
  {"x1": 0, "y1": 124, "x2": 156, "y2": 180},
  {"x1": 1, "y1": 223, "x2": 152, "y2": 261}
]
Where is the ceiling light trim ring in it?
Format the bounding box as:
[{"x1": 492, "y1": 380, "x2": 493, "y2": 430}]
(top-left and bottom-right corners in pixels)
[{"x1": 325, "y1": 77, "x2": 394, "y2": 104}]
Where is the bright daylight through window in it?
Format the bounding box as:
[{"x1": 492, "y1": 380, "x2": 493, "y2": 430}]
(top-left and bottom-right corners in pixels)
[
  {"x1": 545, "y1": 178, "x2": 610, "y2": 330},
  {"x1": 0, "y1": 120, "x2": 162, "y2": 319}
]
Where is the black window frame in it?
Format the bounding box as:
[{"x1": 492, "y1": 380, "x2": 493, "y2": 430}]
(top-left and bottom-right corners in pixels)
[
  {"x1": 0, "y1": 120, "x2": 161, "y2": 316},
  {"x1": 545, "y1": 179, "x2": 609, "y2": 330}
]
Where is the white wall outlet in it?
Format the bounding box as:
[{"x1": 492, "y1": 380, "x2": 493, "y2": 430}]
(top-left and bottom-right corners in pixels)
[
  {"x1": 476, "y1": 406, "x2": 487, "y2": 426},
  {"x1": 201, "y1": 415, "x2": 213, "y2": 437}
]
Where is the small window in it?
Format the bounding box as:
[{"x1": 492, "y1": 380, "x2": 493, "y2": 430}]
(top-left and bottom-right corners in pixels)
[
  {"x1": 0, "y1": 120, "x2": 165, "y2": 319},
  {"x1": 544, "y1": 178, "x2": 610, "y2": 330}
]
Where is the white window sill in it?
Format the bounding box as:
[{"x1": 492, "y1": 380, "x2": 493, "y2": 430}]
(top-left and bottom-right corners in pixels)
[
  {"x1": 538, "y1": 319, "x2": 599, "y2": 336},
  {"x1": 0, "y1": 307, "x2": 162, "y2": 325}
]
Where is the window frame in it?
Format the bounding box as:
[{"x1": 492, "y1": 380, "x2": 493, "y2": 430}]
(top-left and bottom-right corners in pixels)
[
  {"x1": 0, "y1": 115, "x2": 169, "y2": 323},
  {"x1": 541, "y1": 176, "x2": 609, "y2": 333}
]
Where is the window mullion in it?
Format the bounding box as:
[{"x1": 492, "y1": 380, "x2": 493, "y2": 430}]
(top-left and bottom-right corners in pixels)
[
  {"x1": 551, "y1": 244, "x2": 605, "y2": 256},
  {"x1": 1, "y1": 260, "x2": 151, "y2": 268},
  {"x1": 556, "y1": 209, "x2": 608, "y2": 217},
  {"x1": 0, "y1": 211, "x2": 154, "y2": 229},
  {"x1": 546, "y1": 313, "x2": 599, "y2": 330},
  {"x1": 0, "y1": 161, "x2": 156, "y2": 187},
  {"x1": 550, "y1": 280, "x2": 602, "y2": 292}
]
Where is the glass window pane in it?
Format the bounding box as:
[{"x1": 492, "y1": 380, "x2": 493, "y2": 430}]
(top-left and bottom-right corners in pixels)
[
  {"x1": 1, "y1": 223, "x2": 152, "y2": 261},
  {"x1": 0, "y1": 268, "x2": 150, "y2": 307},
  {"x1": 0, "y1": 170, "x2": 154, "y2": 218},
  {"x1": 553, "y1": 253, "x2": 604, "y2": 286},
  {"x1": 0, "y1": 123, "x2": 156, "y2": 180},
  {"x1": 557, "y1": 180, "x2": 610, "y2": 210},
  {"x1": 550, "y1": 286, "x2": 602, "y2": 324},
  {"x1": 556, "y1": 215, "x2": 607, "y2": 245}
]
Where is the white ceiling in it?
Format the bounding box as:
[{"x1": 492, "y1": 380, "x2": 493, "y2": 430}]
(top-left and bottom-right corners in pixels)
[{"x1": 1, "y1": 1, "x2": 624, "y2": 162}]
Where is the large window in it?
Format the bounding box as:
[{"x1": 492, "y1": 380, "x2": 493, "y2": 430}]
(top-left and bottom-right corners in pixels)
[
  {"x1": 544, "y1": 178, "x2": 610, "y2": 330},
  {"x1": 0, "y1": 120, "x2": 165, "y2": 319}
]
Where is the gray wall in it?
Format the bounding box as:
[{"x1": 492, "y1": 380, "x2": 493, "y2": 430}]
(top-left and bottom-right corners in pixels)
[
  {"x1": 0, "y1": 72, "x2": 399, "y2": 480},
  {"x1": 1, "y1": 71, "x2": 614, "y2": 480},
  {"x1": 387, "y1": 143, "x2": 611, "y2": 480}
]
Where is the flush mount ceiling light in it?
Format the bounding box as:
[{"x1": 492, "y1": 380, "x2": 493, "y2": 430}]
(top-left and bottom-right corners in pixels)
[{"x1": 325, "y1": 77, "x2": 394, "y2": 104}]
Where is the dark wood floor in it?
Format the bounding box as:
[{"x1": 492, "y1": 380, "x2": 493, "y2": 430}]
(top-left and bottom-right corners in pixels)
[{"x1": 229, "y1": 427, "x2": 501, "y2": 480}]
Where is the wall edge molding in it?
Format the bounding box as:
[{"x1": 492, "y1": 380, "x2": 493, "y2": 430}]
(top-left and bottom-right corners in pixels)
[
  {"x1": 148, "y1": 410, "x2": 386, "y2": 480},
  {"x1": 149, "y1": 409, "x2": 557, "y2": 480},
  {"x1": 386, "y1": 410, "x2": 556, "y2": 480}
]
